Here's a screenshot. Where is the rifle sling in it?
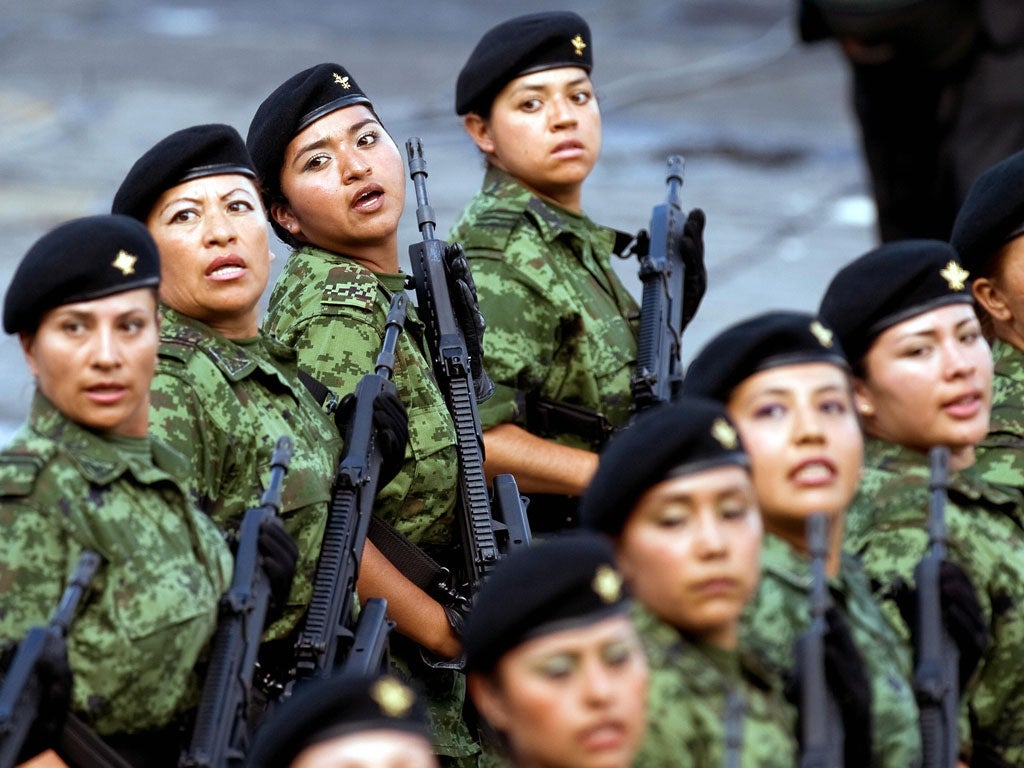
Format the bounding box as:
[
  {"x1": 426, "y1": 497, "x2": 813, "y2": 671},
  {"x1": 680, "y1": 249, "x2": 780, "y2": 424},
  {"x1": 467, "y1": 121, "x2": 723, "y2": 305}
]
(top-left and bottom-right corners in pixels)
[
  {"x1": 367, "y1": 516, "x2": 452, "y2": 603},
  {"x1": 57, "y1": 714, "x2": 135, "y2": 768}
]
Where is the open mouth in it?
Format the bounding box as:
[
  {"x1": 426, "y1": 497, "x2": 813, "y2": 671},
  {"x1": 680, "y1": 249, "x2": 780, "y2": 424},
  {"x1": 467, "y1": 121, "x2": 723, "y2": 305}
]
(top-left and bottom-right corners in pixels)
[
  {"x1": 206, "y1": 255, "x2": 247, "y2": 279},
  {"x1": 353, "y1": 185, "x2": 384, "y2": 210}
]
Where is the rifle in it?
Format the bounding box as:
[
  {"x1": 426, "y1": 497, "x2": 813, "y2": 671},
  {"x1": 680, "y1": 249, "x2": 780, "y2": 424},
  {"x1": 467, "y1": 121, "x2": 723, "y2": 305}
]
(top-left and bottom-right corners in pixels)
[
  {"x1": 291, "y1": 294, "x2": 408, "y2": 681},
  {"x1": 914, "y1": 445, "x2": 958, "y2": 768},
  {"x1": 179, "y1": 436, "x2": 294, "y2": 768},
  {"x1": 796, "y1": 512, "x2": 844, "y2": 768},
  {"x1": 404, "y1": 137, "x2": 531, "y2": 598},
  {"x1": 0, "y1": 550, "x2": 101, "y2": 768},
  {"x1": 630, "y1": 155, "x2": 688, "y2": 411}
]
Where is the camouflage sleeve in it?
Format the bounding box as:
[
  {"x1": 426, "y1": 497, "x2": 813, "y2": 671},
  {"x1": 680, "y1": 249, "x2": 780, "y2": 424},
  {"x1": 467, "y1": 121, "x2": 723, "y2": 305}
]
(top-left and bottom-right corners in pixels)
[
  {"x1": 634, "y1": 664, "x2": 709, "y2": 767},
  {"x1": 469, "y1": 253, "x2": 562, "y2": 430},
  {"x1": 285, "y1": 312, "x2": 381, "y2": 398},
  {"x1": 0, "y1": 500, "x2": 68, "y2": 642}
]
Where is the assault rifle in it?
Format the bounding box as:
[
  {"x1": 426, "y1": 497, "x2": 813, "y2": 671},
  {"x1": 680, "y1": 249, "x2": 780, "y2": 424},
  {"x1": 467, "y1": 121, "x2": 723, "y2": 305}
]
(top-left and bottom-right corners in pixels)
[
  {"x1": 914, "y1": 446, "x2": 958, "y2": 768},
  {"x1": 630, "y1": 155, "x2": 688, "y2": 410},
  {"x1": 405, "y1": 137, "x2": 531, "y2": 599},
  {"x1": 291, "y1": 294, "x2": 407, "y2": 681},
  {"x1": 179, "y1": 436, "x2": 293, "y2": 768},
  {"x1": 0, "y1": 550, "x2": 101, "y2": 768},
  {"x1": 796, "y1": 512, "x2": 844, "y2": 768}
]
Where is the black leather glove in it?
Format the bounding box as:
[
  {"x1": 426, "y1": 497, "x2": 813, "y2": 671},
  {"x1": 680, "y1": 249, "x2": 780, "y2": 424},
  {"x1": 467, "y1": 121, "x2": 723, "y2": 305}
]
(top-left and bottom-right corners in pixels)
[
  {"x1": 678, "y1": 208, "x2": 707, "y2": 333},
  {"x1": 0, "y1": 634, "x2": 73, "y2": 763},
  {"x1": 891, "y1": 560, "x2": 989, "y2": 690},
  {"x1": 372, "y1": 390, "x2": 409, "y2": 488},
  {"x1": 257, "y1": 518, "x2": 298, "y2": 626},
  {"x1": 444, "y1": 242, "x2": 494, "y2": 403},
  {"x1": 823, "y1": 606, "x2": 874, "y2": 768}
]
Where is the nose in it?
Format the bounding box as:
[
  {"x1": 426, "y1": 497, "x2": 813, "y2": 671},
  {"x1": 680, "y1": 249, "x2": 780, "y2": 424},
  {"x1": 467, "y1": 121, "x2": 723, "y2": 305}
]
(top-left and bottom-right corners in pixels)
[
  {"x1": 942, "y1": 338, "x2": 977, "y2": 379},
  {"x1": 547, "y1": 94, "x2": 577, "y2": 129},
  {"x1": 581, "y1": 656, "x2": 617, "y2": 704},
  {"x1": 203, "y1": 208, "x2": 238, "y2": 247},
  {"x1": 693, "y1": 511, "x2": 728, "y2": 556},
  {"x1": 793, "y1": 403, "x2": 826, "y2": 444},
  {"x1": 340, "y1": 150, "x2": 371, "y2": 183},
  {"x1": 90, "y1": 326, "x2": 122, "y2": 369}
]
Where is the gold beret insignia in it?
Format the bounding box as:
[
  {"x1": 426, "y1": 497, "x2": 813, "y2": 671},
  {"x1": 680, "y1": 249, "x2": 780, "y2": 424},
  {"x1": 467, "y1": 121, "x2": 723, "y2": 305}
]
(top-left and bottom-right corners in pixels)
[
  {"x1": 939, "y1": 260, "x2": 969, "y2": 291},
  {"x1": 111, "y1": 250, "x2": 137, "y2": 276},
  {"x1": 371, "y1": 676, "x2": 415, "y2": 718},
  {"x1": 592, "y1": 564, "x2": 623, "y2": 604}
]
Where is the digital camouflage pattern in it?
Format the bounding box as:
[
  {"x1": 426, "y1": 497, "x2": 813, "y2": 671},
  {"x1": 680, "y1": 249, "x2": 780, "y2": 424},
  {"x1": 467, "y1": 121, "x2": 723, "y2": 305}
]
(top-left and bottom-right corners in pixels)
[
  {"x1": 262, "y1": 246, "x2": 475, "y2": 763},
  {"x1": 262, "y1": 246, "x2": 458, "y2": 545},
  {"x1": 0, "y1": 392, "x2": 232, "y2": 736},
  {"x1": 149, "y1": 307, "x2": 343, "y2": 641},
  {"x1": 632, "y1": 604, "x2": 798, "y2": 768},
  {"x1": 847, "y1": 437, "x2": 1024, "y2": 764},
  {"x1": 741, "y1": 532, "x2": 922, "y2": 768},
  {"x1": 448, "y1": 166, "x2": 639, "y2": 451},
  {"x1": 972, "y1": 337, "x2": 1024, "y2": 499}
]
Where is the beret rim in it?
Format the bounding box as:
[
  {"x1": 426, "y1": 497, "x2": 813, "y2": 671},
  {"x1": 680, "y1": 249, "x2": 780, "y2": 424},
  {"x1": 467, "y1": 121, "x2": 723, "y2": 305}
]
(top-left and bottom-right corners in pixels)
[{"x1": 298, "y1": 94, "x2": 373, "y2": 134}]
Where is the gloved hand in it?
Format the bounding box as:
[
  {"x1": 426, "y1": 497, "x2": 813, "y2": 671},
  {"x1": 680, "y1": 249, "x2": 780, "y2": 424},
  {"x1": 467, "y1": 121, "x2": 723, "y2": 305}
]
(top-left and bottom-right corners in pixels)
[
  {"x1": 0, "y1": 634, "x2": 73, "y2": 763},
  {"x1": 890, "y1": 560, "x2": 989, "y2": 690},
  {"x1": 822, "y1": 606, "x2": 873, "y2": 768},
  {"x1": 372, "y1": 390, "x2": 409, "y2": 488},
  {"x1": 257, "y1": 518, "x2": 298, "y2": 626},
  {"x1": 444, "y1": 242, "x2": 494, "y2": 403},
  {"x1": 678, "y1": 208, "x2": 707, "y2": 333}
]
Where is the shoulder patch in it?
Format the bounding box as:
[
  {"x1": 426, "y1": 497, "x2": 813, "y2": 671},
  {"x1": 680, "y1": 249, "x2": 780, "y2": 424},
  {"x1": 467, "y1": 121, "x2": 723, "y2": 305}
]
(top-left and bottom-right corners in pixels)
[
  {"x1": 0, "y1": 450, "x2": 48, "y2": 497},
  {"x1": 461, "y1": 209, "x2": 521, "y2": 255},
  {"x1": 322, "y1": 264, "x2": 378, "y2": 313},
  {"x1": 158, "y1": 324, "x2": 204, "y2": 364}
]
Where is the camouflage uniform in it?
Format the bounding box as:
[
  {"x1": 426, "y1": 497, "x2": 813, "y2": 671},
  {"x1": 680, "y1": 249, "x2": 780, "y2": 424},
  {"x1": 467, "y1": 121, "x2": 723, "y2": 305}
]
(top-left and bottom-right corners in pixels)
[
  {"x1": 633, "y1": 604, "x2": 798, "y2": 768},
  {"x1": 741, "y1": 532, "x2": 922, "y2": 767},
  {"x1": 973, "y1": 337, "x2": 1024, "y2": 496},
  {"x1": 449, "y1": 166, "x2": 639, "y2": 450},
  {"x1": 149, "y1": 306, "x2": 342, "y2": 641},
  {"x1": 262, "y1": 246, "x2": 474, "y2": 764},
  {"x1": 0, "y1": 392, "x2": 232, "y2": 736},
  {"x1": 847, "y1": 436, "x2": 1024, "y2": 764}
]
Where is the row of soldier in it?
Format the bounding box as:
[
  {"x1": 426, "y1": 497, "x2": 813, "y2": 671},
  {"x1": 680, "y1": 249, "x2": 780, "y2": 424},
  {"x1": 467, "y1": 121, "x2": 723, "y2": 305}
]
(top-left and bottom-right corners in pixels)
[{"x1": 3, "y1": 8, "x2": 1024, "y2": 768}]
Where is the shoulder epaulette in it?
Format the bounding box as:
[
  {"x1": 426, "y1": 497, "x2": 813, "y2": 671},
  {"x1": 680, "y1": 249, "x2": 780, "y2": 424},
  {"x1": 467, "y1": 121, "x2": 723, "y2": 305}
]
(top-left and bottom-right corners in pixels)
[
  {"x1": 0, "y1": 449, "x2": 49, "y2": 497},
  {"x1": 322, "y1": 263, "x2": 378, "y2": 313}
]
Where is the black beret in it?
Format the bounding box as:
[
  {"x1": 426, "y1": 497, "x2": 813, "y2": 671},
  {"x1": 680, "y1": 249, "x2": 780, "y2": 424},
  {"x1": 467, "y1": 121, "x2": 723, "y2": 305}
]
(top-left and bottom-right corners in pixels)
[
  {"x1": 455, "y1": 11, "x2": 594, "y2": 116},
  {"x1": 682, "y1": 311, "x2": 848, "y2": 403},
  {"x1": 4, "y1": 215, "x2": 160, "y2": 335},
  {"x1": 112, "y1": 124, "x2": 257, "y2": 222},
  {"x1": 247, "y1": 63, "x2": 372, "y2": 202},
  {"x1": 581, "y1": 397, "x2": 749, "y2": 537},
  {"x1": 464, "y1": 532, "x2": 629, "y2": 674},
  {"x1": 819, "y1": 239, "x2": 973, "y2": 365},
  {"x1": 951, "y1": 148, "x2": 1024, "y2": 276},
  {"x1": 245, "y1": 672, "x2": 430, "y2": 768}
]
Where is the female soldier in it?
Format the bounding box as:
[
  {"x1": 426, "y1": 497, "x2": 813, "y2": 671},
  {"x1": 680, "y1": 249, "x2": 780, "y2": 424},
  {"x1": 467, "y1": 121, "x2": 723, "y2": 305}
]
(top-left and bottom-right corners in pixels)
[
  {"x1": 449, "y1": 11, "x2": 706, "y2": 529},
  {"x1": 247, "y1": 671, "x2": 438, "y2": 768},
  {"x1": 245, "y1": 66, "x2": 475, "y2": 764},
  {"x1": 951, "y1": 147, "x2": 1024, "y2": 491},
  {"x1": 581, "y1": 399, "x2": 797, "y2": 767},
  {"x1": 682, "y1": 310, "x2": 921, "y2": 767},
  {"x1": 463, "y1": 532, "x2": 649, "y2": 768},
  {"x1": 110, "y1": 124, "x2": 406, "y2": 672},
  {"x1": 0, "y1": 215, "x2": 234, "y2": 766},
  {"x1": 819, "y1": 239, "x2": 1024, "y2": 765}
]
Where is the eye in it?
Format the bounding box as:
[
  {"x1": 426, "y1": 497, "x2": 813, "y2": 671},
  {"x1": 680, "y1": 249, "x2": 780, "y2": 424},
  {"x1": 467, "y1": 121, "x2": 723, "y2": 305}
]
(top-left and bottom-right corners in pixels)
[
  {"x1": 570, "y1": 89, "x2": 592, "y2": 105},
  {"x1": 61, "y1": 320, "x2": 86, "y2": 336},
  {"x1": 960, "y1": 329, "x2": 981, "y2": 344},
  {"x1": 820, "y1": 398, "x2": 848, "y2": 415},
  {"x1": 901, "y1": 344, "x2": 930, "y2": 359},
  {"x1": 752, "y1": 403, "x2": 785, "y2": 420},
  {"x1": 519, "y1": 98, "x2": 542, "y2": 112},
  {"x1": 302, "y1": 153, "x2": 330, "y2": 172},
  {"x1": 227, "y1": 199, "x2": 255, "y2": 214},
  {"x1": 120, "y1": 317, "x2": 147, "y2": 335},
  {"x1": 356, "y1": 129, "x2": 380, "y2": 148},
  {"x1": 535, "y1": 653, "x2": 576, "y2": 679},
  {"x1": 601, "y1": 639, "x2": 637, "y2": 668},
  {"x1": 169, "y1": 209, "x2": 199, "y2": 225},
  {"x1": 652, "y1": 502, "x2": 690, "y2": 529},
  {"x1": 720, "y1": 503, "x2": 753, "y2": 521}
]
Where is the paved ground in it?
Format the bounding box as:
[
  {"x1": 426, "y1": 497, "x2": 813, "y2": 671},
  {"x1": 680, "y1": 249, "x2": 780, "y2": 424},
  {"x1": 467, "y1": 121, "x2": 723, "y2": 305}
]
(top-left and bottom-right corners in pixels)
[{"x1": 0, "y1": 0, "x2": 877, "y2": 439}]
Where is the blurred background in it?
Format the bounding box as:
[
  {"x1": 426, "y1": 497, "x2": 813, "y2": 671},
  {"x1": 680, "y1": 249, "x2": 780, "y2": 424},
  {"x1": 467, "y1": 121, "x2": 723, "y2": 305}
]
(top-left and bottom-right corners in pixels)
[{"x1": 0, "y1": 0, "x2": 876, "y2": 439}]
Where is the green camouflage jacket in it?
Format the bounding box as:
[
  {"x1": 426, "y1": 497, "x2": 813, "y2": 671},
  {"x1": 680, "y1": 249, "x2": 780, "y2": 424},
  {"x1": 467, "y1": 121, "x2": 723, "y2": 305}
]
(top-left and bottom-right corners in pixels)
[
  {"x1": 262, "y1": 246, "x2": 457, "y2": 547},
  {"x1": 449, "y1": 166, "x2": 638, "y2": 450},
  {"x1": 741, "y1": 531, "x2": 922, "y2": 767},
  {"x1": 973, "y1": 337, "x2": 1024, "y2": 498},
  {"x1": 149, "y1": 307, "x2": 342, "y2": 641},
  {"x1": 0, "y1": 392, "x2": 232, "y2": 735},
  {"x1": 847, "y1": 437, "x2": 1024, "y2": 764},
  {"x1": 633, "y1": 604, "x2": 798, "y2": 768}
]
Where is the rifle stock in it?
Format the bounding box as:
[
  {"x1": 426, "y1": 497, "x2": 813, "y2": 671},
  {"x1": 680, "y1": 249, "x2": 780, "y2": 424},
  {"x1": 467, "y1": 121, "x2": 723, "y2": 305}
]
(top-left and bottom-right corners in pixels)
[
  {"x1": 914, "y1": 445, "x2": 958, "y2": 768},
  {"x1": 179, "y1": 436, "x2": 294, "y2": 768},
  {"x1": 631, "y1": 155, "x2": 687, "y2": 410},
  {"x1": 291, "y1": 294, "x2": 407, "y2": 681},
  {"x1": 404, "y1": 136, "x2": 530, "y2": 600},
  {"x1": 796, "y1": 512, "x2": 844, "y2": 768},
  {"x1": 0, "y1": 550, "x2": 101, "y2": 768}
]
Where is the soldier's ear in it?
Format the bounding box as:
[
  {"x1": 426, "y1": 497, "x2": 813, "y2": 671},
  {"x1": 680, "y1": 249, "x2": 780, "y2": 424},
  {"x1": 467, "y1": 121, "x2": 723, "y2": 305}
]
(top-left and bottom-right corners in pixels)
[
  {"x1": 18, "y1": 332, "x2": 38, "y2": 377},
  {"x1": 270, "y1": 202, "x2": 301, "y2": 237},
  {"x1": 852, "y1": 381, "x2": 875, "y2": 419},
  {"x1": 467, "y1": 672, "x2": 511, "y2": 733},
  {"x1": 972, "y1": 277, "x2": 1012, "y2": 322},
  {"x1": 463, "y1": 114, "x2": 495, "y2": 155}
]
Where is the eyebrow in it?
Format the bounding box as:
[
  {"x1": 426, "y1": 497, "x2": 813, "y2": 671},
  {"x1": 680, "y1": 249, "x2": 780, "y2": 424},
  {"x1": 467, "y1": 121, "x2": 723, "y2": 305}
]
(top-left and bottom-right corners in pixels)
[
  {"x1": 291, "y1": 118, "x2": 381, "y2": 161},
  {"x1": 510, "y1": 75, "x2": 590, "y2": 94}
]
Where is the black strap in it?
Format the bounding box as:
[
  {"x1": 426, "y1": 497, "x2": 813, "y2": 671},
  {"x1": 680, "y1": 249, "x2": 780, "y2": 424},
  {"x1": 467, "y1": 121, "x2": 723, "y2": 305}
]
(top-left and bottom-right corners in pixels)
[
  {"x1": 521, "y1": 391, "x2": 615, "y2": 447},
  {"x1": 297, "y1": 369, "x2": 333, "y2": 409},
  {"x1": 57, "y1": 714, "x2": 135, "y2": 768},
  {"x1": 367, "y1": 517, "x2": 453, "y2": 604}
]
